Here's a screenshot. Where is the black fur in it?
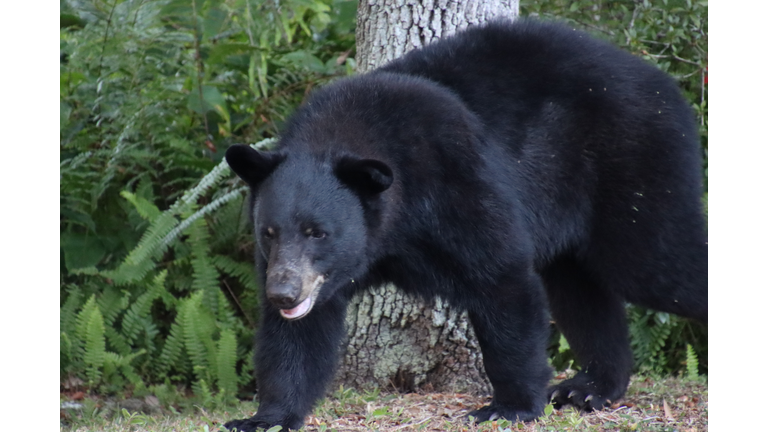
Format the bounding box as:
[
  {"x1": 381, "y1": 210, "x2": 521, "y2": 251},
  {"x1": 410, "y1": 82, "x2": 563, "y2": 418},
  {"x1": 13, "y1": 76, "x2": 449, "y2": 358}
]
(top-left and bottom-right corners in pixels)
[{"x1": 224, "y1": 19, "x2": 707, "y2": 431}]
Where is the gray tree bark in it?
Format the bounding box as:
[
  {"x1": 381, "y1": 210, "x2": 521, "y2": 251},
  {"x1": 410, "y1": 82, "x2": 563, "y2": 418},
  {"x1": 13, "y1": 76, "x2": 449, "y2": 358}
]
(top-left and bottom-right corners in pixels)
[{"x1": 334, "y1": 0, "x2": 519, "y2": 396}]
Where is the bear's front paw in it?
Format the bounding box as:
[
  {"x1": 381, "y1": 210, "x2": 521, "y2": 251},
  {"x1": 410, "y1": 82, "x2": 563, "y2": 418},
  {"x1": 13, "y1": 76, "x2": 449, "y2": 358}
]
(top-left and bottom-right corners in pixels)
[
  {"x1": 222, "y1": 417, "x2": 265, "y2": 432},
  {"x1": 467, "y1": 404, "x2": 541, "y2": 423},
  {"x1": 223, "y1": 413, "x2": 303, "y2": 432},
  {"x1": 548, "y1": 372, "x2": 625, "y2": 411}
]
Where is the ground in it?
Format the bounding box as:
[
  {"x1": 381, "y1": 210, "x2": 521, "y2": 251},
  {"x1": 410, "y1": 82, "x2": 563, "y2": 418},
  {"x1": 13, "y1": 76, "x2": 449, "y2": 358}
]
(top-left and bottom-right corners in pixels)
[{"x1": 61, "y1": 375, "x2": 707, "y2": 431}]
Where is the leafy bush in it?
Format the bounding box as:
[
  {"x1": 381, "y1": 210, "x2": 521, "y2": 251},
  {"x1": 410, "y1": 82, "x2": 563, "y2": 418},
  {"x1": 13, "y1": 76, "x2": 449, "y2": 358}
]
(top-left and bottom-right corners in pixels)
[{"x1": 60, "y1": 0, "x2": 356, "y2": 400}]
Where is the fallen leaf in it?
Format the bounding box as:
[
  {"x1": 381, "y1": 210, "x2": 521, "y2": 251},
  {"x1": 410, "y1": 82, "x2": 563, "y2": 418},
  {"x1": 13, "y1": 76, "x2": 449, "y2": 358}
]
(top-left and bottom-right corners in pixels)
[{"x1": 663, "y1": 399, "x2": 674, "y2": 421}]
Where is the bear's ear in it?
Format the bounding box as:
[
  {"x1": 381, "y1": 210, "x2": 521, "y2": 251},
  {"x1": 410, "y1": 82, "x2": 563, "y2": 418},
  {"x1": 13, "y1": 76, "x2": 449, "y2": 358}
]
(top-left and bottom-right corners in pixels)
[
  {"x1": 335, "y1": 156, "x2": 393, "y2": 195},
  {"x1": 225, "y1": 144, "x2": 285, "y2": 186}
]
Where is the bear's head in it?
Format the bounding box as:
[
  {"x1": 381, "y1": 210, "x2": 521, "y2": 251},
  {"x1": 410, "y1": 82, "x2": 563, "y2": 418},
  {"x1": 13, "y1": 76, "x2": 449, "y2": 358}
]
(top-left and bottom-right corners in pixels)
[{"x1": 226, "y1": 145, "x2": 393, "y2": 320}]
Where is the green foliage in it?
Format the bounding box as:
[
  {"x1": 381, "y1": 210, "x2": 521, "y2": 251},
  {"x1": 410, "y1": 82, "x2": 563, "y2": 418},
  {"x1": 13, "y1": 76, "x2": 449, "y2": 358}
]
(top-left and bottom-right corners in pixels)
[
  {"x1": 685, "y1": 343, "x2": 699, "y2": 378},
  {"x1": 78, "y1": 296, "x2": 107, "y2": 385},
  {"x1": 60, "y1": 0, "x2": 356, "y2": 401}
]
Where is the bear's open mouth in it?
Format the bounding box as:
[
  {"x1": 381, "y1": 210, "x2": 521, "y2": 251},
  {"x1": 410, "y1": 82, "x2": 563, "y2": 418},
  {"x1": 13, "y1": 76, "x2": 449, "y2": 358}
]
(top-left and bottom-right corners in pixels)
[{"x1": 279, "y1": 274, "x2": 325, "y2": 320}]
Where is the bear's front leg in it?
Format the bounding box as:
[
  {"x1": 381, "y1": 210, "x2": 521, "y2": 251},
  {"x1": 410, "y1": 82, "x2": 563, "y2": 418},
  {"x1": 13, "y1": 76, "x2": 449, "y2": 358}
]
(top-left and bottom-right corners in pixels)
[
  {"x1": 224, "y1": 295, "x2": 348, "y2": 432},
  {"x1": 466, "y1": 272, "x2": 552, "y2": 423}
]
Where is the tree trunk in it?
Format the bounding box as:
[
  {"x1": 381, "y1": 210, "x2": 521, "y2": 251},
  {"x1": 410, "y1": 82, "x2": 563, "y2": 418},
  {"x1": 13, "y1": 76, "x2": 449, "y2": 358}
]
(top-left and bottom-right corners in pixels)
[{"x1": 334, "y1": 0, "x2": 519, "y2": 396}]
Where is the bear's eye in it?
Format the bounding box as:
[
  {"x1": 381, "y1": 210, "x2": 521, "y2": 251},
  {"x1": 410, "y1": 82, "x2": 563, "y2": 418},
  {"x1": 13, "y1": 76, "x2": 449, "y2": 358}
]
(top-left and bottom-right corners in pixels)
[
  {"x1": 262, "y1": 227, "x2": 275, "y2": 239},
  {"x1": 305, "y1": 228, "x2": 327, "y2": 239}
]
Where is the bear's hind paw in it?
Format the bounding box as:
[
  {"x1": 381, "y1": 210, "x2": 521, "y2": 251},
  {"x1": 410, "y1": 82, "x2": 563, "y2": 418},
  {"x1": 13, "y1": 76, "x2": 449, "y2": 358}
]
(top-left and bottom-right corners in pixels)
[{"x1": 548, "y1": 374, "x2": 625, "y2": 411}]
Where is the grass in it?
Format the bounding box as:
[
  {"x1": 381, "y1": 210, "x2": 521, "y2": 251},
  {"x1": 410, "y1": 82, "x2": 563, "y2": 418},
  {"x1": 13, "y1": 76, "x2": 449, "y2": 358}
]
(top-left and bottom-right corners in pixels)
[{"x1": 61, "y1": 375, "x2": 707, "y2": 431}]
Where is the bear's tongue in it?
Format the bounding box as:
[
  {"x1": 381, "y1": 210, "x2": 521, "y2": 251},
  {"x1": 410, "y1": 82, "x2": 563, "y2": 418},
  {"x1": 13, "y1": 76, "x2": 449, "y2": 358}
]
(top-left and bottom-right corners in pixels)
[{"x1": 280, "y1": 296, "x2": 312, "y2": 319}]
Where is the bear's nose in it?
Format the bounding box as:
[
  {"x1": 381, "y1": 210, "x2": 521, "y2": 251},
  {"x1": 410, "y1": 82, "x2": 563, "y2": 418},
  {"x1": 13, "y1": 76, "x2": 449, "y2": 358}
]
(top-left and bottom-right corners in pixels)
[
  {"x1": 267, "y1": 286, "x2": 300, "y2": 309},
  {"x1": 266, "y1": 269, "x2": 302, "y2": 309}
]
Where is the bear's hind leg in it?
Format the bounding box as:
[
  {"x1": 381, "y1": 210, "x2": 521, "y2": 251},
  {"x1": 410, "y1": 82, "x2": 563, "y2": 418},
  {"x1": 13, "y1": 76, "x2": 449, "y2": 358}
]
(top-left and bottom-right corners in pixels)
[{"x1": 542, "y1": 256, "x2": 633, "y2": 411}]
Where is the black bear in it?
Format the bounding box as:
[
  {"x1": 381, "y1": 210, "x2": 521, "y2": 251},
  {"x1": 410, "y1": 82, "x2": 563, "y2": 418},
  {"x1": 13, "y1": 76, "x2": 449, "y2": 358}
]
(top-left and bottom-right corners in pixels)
[{"x1": 223, "y1": 19, "x2": 707, "y2": 431}]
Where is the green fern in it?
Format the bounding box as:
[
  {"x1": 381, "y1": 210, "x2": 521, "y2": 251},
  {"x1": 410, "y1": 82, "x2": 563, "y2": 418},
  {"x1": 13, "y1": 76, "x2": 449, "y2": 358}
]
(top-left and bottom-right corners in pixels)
[
  {"x1": 97, "y1": 286, "x2": 127, "y2": 328},
  {"x1": 216, "y1": 329, "x2": 238, "y2": 399},
  {"x1": 179, "y1": 293, "x2": 218, "y2": 384},
  {"x1": 60, "y1": 0, "x2": 349, "y2": 401},
  {"x1": 212, "y1": 254, "x2": 260, "y2": 293},
  {"x1": 180, "y1": 295, "x2": 209, "y2": 378},
  {"x1": 686, "y1": 344, "x2": 699, "y2": 378},
  {"x1": 105, "y1": 326, "x2": 133, "y2": 357},
  {"x1": 193, "y1": 378, "x2": 214, "y2": 406},
  {"x1": 188, "y1": 219, "x2": 221, "y2": 314},
  {"x1": 61, "y1": 332, "x2": 73, "y2": 375},
  {"x1": 208, "y1": 193, "x2": 248, "y2": 247},
  {"x1": 101, "y1": 139, "x2": 273, "y2": 287},
  {"x1": 60, "y1": 285, "x2": 83, "y2": 339},
  {"x1": 628, "y1": 307, "x2": 680, "y2": 374},
  {"x1": 102, "y1": 211, "x2": 179, "y2": 285},
  {"x1": 156, "y1": 321, "x2": 187, "y2": 378},
  {"x1": 104, "y1": 350, "x2": 146, "y2": 386},
  {"x1": 75, "y1": 295, "x2": 99, "y2": 353},
  {"x1": 162, "y1": 186, "x2": 248, "y2": 247},
  {"x1": 215, "y1": 290, "x2": 242, "y2": 328},
  {"x1": 120, "y1": 190, "x2": 162, "y2": 221},
  {"x1": 82, "y1": 305, "x2": 107, "y2": 386},
  {"x1": 121, "y1": 271, "x2": 167, "y2": 344}
]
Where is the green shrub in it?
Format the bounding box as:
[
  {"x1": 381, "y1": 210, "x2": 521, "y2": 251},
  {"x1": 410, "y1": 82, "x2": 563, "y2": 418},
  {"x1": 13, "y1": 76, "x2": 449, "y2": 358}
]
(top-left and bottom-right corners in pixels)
[{"x1": 60, "y1": 0, "x2": 357, "y2": 400}]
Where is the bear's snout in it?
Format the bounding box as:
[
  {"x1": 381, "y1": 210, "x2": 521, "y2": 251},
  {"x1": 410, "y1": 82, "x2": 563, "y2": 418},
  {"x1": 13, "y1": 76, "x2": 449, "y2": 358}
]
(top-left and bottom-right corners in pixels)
[{"x1": 266, "y1": 269, "x2": 303, "y2": 309}]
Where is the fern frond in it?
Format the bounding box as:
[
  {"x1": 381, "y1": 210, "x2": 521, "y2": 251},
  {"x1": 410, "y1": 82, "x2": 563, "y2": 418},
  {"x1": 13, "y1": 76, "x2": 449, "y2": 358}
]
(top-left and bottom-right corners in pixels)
[
  {"x1": 216, "y1": 329, "x2": 238, "y2": 397},
  {"x1": 83, "y1": 306, "x2": 107, "y2": 386},
  {"x1": 123, "y1": 211, "x2": 179, "y2": 267},
  {"x1": 188, "y1": 219, "x2": 221, "y2": 314},
  {"x1": 156, "y1": 321, "x2": 186, "y2": 378},
  {"x1": 104, "y1": 350, "x2": 146, "y2": 386},
  {"x1": 121, "y1": 271, "x2": 167, "y2": 343},
  {"x1": 61, "y1": 332, "x2": 73, "y2": 374},
  {"x1": 192, "y1": 378, "x2": 214, "y2": 405},
  {"x1": 60, "y1": 285, "x2": 83, "y2": 337},
  {"x1": 180, "y1": 293, "x2": 215, "y2": 382},
  {"x1": 649, "y1": 321, "x2": 673, "y2": 359},
  {"x1": 215, "y1": 290, "x2": 241, "y2": 327},
  {"x1": 212, "y1": 254, "x2": 259, "y2": 292},
  {"x1": 208, "y1": 192, "x2": 246, "y2": 248},
  {"x1": 685, "y1": 344, "x2": 699, "y2": 378},
  {"x1": 75, "y1": 295, "x2": 99, "y2": 349},
  {"x1": 121, "y1": 190, "x2": 162, "y2": 221},
  {"x1": 101, "y1": 211, "x2": 178, "y2": 285},
  {"x1": 161, "y1": 186, "x2": 247, "y2": 248},
  {"x1": 171, "y1": 138, "x2": 273, "y2": 213},
  {"x1": 97, "y1": 286, "x2": 127, "y2": 327},
  {"x1": 105, "y1": 326, "x2": 133, "y2": 356}
]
